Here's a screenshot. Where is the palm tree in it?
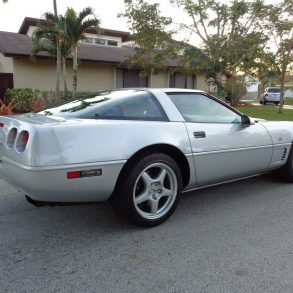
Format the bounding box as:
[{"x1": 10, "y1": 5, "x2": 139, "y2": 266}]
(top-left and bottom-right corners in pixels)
[
  {"x1": 64, "y1": 7, "x2": 100, "y2": 98},
  {"x1": 53, "y1": 0, "x2": 61, "y2": 99},
  {"x1": 31, "y1": 14, "x2": 71, "y2": 97}
]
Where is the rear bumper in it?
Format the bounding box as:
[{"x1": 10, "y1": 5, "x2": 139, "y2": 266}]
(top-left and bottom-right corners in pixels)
[
  {"x1": 0, "y1": 158, "x2": 125, "y2": 202},
  {"x1": 265, "y1": 96, "x2": 280, "y2": 102}
]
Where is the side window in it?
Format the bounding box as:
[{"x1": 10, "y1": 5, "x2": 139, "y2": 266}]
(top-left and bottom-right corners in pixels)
[
  {"x1": 94, "y1": 92, "x2": 167, "y2": 121},
  {"x1": 168, "y1": 93, "x2": 241, "y2": 124}
]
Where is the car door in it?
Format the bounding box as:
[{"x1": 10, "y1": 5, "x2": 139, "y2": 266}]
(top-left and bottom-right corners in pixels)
[{"x1": 168, "y1": 92, "x2": 273, "y2": 186}]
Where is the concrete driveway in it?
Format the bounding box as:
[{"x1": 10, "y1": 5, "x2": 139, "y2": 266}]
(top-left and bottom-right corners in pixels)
[{"x1": 1, "y1": 174, "x2": 293, "y2": 293}]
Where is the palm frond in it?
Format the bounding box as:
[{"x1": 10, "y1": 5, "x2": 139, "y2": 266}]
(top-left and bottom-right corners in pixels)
[
  {"x1": 80, "y1": 18, "x2": 99, "y2": 32},
  {"x1": 77, "y1": 7, "x2": 95, "y2": 24}
]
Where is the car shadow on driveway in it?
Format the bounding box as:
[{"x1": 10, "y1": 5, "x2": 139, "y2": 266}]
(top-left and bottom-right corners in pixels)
[{"x1": 0, "y1": 172, "x2": 286, "y2": 232}]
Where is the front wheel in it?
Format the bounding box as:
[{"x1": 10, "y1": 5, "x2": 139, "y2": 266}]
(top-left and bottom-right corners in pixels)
[{"x1": 111, "y1": 153, "x2": 182, "y2": 227}]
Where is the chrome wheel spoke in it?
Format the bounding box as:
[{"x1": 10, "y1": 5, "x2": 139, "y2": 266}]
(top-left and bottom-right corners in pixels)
[
  {"x1": 161, "y1": 187, "x2": 173, "y2": 198},
  {"x1": 150, "y1": 200, "x2": 159, "y2": 215},
  {"x1": 142, "y1": 172, "x2": 153, "y2": 186},
  {"x1": 135, "y1": 190, "x2": 149, "y2": 205},
  {"x1": 156, "y1": 168, "x2": 167, "y2": 184}
]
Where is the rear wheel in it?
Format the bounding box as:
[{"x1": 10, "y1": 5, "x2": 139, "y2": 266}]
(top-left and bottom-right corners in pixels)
[{"x1": 111, "y1": 153, "x2": 182, "y2": 227}]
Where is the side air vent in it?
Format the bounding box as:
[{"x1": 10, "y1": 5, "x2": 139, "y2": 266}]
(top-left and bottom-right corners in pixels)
[{"x1": 281, "y1": 148, "x2": 288, "y2": 161}]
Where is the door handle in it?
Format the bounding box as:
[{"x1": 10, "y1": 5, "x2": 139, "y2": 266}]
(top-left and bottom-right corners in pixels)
[{"x1": 193, "y1": 131, "x2": 206, "y2": 138}]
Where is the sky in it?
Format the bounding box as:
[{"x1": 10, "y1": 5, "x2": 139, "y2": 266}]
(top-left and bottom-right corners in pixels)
[
  {"x1": 0, "y1": 0, "x2": 282, "y2": 35},
  {"x1": 0, "y1": 0, "x2": 129, "y2": 33}
]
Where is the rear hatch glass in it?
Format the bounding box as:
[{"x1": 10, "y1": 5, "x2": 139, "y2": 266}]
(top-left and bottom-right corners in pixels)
[{"x1": 267, "y1": 88, "x2": 281, "y2": 93}]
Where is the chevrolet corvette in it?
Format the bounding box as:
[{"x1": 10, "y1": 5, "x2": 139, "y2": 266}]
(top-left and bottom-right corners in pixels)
[{"x1": 0, "y1": 89, "x2": 292, "y2": 226}]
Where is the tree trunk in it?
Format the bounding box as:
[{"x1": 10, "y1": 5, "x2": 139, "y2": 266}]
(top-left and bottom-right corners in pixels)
[
  {"x1": 62, "y1": 57, "x2": 68, "y2": 99},
  {"x1": 53, "y1": 0, "x2": 61, "y2": 100},
  {"x1": 72, "y1": 45, "x2": 78, "y2": 99},
  {"x1": 278, "y1": 59, "x2": 287, "y2": 114},
  {"x1": 231, "y1": 70, "x2": 237, "y2": 107},
  {"x1": 269, "y1": 75, "x2": 272, "y2": 87}
]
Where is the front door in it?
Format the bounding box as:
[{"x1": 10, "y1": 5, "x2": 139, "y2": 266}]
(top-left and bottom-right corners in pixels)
[
  {"x1": 0, "y1": 73, "x2": 13, "y2": 98},
  {"x1": 168, "y1": 92, "x2": 273, "y2": 186}
]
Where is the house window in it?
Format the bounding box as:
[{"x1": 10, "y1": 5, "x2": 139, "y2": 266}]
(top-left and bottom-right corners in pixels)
[
  {"x1": 107, "y1": 40, "x2": 118, "y2": 47},
  {"x1": 116, "y1": 69, "x2": 148, "y2": 88},
  {"x1": 95, "y1": 38, "x2": 106, "y2": 45},
  {"x1": 81, "y1": 37, "x2": 94, "y2": 44},
  {"x1": 169, "y1": 73, "x2": 197, "y2": 89}
]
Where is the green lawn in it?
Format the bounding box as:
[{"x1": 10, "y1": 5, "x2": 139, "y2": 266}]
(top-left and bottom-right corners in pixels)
[
  {"x1": 236, "y1": 106, "x2": 293, "y2": 121},
  {"x1": 285, "y1": 98, "x2": 293, "y2": 105}
]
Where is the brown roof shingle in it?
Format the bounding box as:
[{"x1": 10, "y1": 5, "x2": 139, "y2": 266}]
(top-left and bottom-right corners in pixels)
[
  {"x1": 0, "y1": 31, "x2": 179, "y2": 67},
  {"x1": 0, "y1": 31, "x2": 135, "y2": 64}
]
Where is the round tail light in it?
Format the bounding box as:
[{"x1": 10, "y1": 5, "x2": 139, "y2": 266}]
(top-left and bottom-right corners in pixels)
[
  {"x1": 7, "y1": 128, "x2": 17, "y2": 148},
  {"x1": 16, "y1": 131, "x2": 29, "y2": 152}
]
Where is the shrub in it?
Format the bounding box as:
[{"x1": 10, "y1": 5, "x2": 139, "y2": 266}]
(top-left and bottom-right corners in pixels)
[
  {"x1": 0, "y1": 99, "x2": 16, "y2": 115},
  {"x1": 31, "y1": 98, "x2": 46, "y2": 112},
  {"x1": 3, "y1": 88, "x2": 96, "y2": 113},
  {"x1": 4, "y1": 88, "x2": 35, "y2": 113}
]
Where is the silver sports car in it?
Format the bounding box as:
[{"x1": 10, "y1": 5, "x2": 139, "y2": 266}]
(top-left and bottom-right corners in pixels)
[{"x1": 1, "y1": 89, "x2": 293, "y2": 226}]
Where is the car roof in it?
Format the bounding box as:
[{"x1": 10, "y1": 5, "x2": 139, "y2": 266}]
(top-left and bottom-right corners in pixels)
[{"x1": 160, "y1": 88, "x2": 205, "y2": 93}]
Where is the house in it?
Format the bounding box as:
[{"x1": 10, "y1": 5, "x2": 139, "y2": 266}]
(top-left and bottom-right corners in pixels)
[
  {"x1": 243, "y1": 75, "x2": 260, "y2": 100},
  {"x1": 0, "y1": 17, "x2": 209, "y2": 97}
]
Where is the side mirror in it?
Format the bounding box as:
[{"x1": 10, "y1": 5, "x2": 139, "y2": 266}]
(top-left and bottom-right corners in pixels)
[{"x1": 241, "y1": 115, "x2": 251, "y2": 127}]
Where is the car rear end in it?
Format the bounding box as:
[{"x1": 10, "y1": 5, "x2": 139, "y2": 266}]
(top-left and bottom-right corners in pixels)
[
  {"x1": 0, "y1": 114, "x2": 123, "y2": 203},
  {"x1": 263, "y1": 87, "x2": 281, "y2": 104}
]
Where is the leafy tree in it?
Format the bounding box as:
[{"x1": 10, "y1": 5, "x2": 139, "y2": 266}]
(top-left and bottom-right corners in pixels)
[
  {"x1": 122, "y1": 0, "x2": 268, "y2": 105},
  {"x1": 63, "y1": 7, "x2": 100, "y2": 98},
  {"x1": 263, "y1": 0, "x2": 293, "y2": 113},
  {"x1": 122, "y1": 1, "x2": 179, "y2": 74},
  {"x1": 255, "y1": 52, "x2": 280, "y2": 92}
]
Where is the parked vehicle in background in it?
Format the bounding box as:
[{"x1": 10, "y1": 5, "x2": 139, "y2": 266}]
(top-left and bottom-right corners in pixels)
[{"x1": 260, "y1": 87, "x2": 281, "y2": 105}]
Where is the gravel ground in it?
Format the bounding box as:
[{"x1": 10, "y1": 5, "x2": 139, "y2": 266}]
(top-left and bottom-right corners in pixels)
[{"x1": 1, "y1": 174, "x2": 293, "y2": 293}]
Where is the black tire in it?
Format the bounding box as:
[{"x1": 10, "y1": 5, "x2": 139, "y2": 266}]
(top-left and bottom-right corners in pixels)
[
  {"x1": 111, "y1": 153, "x2": 182, "y2": 227},
  {"x1": 259, "y1": 99, "x2": 263, "y2": 105},
  {"x1": 275, "y1": 144, "x2": 293, "y2": 182},
  {"x1": 263, "y1": 100, "x2": 267, "y2": 105},
  {"x1": 275, "y1": 102, "x2": 279, "y2": 105}
]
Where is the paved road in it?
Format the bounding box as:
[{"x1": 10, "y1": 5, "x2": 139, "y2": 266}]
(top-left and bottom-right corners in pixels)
[{"x1": 1, "y1": 174, "x2": 293, "y2": 293}]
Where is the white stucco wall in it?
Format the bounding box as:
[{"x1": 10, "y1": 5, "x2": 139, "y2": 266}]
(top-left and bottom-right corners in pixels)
[
  {"x1": 285, "y1": 89, "x2": 293, "y2": 98},
  {"x1": 150, "y1": 72, "x2": 169, "y2": 88},
  {"x1": 13, "y1": 58, "x2": 116, "y2": 91},
  {"x1": 196, "y1": 74, "x2": 209, "y2": 92},
  {"x1": 0, "y1": 53, "x2": 13, "y2": 73}
]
